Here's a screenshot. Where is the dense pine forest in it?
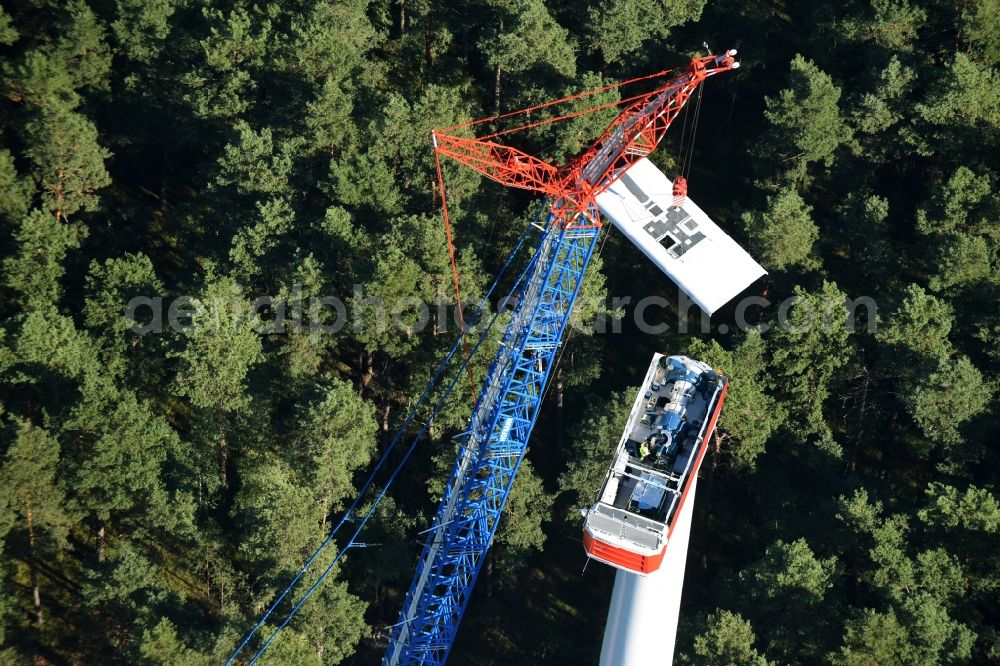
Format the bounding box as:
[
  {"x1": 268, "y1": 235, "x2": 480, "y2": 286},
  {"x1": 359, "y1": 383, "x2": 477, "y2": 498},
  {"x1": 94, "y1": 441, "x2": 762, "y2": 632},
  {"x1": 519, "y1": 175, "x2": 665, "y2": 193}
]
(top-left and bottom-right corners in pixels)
[{"x1": 1, "y1": 0, "x2": 998, "y2": 664}]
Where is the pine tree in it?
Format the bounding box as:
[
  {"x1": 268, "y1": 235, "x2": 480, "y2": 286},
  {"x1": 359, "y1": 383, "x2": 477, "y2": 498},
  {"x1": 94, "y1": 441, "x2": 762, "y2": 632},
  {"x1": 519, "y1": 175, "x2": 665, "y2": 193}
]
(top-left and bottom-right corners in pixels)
[
  {"x1": 110, "y1": 0, "x2": 181, "y2": 65},
  {"x1": 172, "y1": 277, "x2": 263, "y2": 493},
  {"x1": 689, "y1": 609, "x2": 771, "y2": 666},
  {"x1": 832, "y1": 607, "x2": 913, "y2": 665},
  {"x1": 2, "y1": 209, "x2": 86, "y2": 309},
  {"x1": 172, "y1": 277, "x2": 263, "y2": 412},
  {"x1": 0, "y1": 419, "x2": 71, "y2": 626},
  {"x1": 82, "y1": 253, "x2": 166, "y2": 384},
  {"x1": 876, "y1": 284, "x2": 954, "y2": 364},
  {"x1": 741, "y1": 187, "x2": 819, "y2": 271},
  {"x1": 686, "y1": 333, "x2": 784, "y2": 472},
  {"x1": 916, "y1": 52, "x2": 1000, "y2": 133},
  {"x1": 918, "y1": 482, "x2": 1000, "y2": 532},
  {"x1": 901, "y1": 355, "x2": 991, "y2": 448},
  {"x1": 180, "y1": 7, "x2": 271, "y2": 121},
  {"x1": 848, "y1": 57, "x2": 918, "y2": 163},
  {"x1": 233, "y1": 454, "x2": 325, "y2": 576},
  {"x1": 958, "y1": 0, "x2": 1000, "y2": 65},
  {"x1": 331, "y1": 85, "x2": 481, "y2": 214},
  {"x1": 13, "y1": 307, "x2": 99, "y2": 379},
  {"x1": 292, "y1": 379, "x2": 378, "y2": 526},
  {"x1": 558, "y1": 389, "x2": 634, "y2": 513},
  {"x1": 493, "y1": 459, "x2": 552, "y2": 588},
  {"x1": 761, "y1": 55, "x2": 853, "y2": 181},
  {"x1": 1, "y1": 0, "x2": 110, "y2": 106},
  {"x1": 63, "y1": 373, "x2": 179, "y2": 562},
  {"x1": 582, "y1": 0, "x2": 707, "y2": 65},
  {"x1": 23, "y1": 104, "x2": 111, "y2": 220},
  {"x1": 0, "y1": 5, "x2": 16, "y2": 47},
  {"x1": 0, "y1": 148, "x2": 31, "y2": 221},
  {"x1": 476, "y1": 0, "x2": 576, "y2": 114},
  {"x1": 139, "y1": 618, "x2": 211, "y2": 666},
  {"x1": 838, "y1": 0, "x2": 926, "y2": 53},
  {"x1": 741, "y1": 538, "x2": 839, "y2": 660},
  {"x1": 770, "y1": 281, "x2": 853, "y2": 450}
]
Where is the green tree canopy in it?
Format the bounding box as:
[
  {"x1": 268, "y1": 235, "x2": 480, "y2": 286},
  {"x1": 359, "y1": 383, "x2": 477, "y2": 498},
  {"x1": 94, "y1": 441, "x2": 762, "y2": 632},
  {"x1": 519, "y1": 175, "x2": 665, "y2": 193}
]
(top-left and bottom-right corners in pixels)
[
  {"x1": 558, "y1": 389, "x2": 634, "y2": 512},
  {"x1": 689, "y1": 609, "x2": 771, "y2": 666},
  {"x1": 2, "y1": 209, "x2": 85, "y2": 309},
  {"x1": 583, "y1": 0, "x2": 707, "y2": 65},
  {"x1": 762, "y1": 55, "x2": 853, "y2": 180},
  {"x1": 901, "y1": 355, "x2": 992, "y2": 448},
  {"x1": 769, "y1": 281, "x2": 853, "y2": 449},
  {"x1": 23, "y1": 103, "x2": 111, "y2": 219},
  {"x1": 741, "y1": 187, "x2": 818, "y2": 270},
  {"x1": 685, "y1": 333, "x2": 784, "y2": 471}
]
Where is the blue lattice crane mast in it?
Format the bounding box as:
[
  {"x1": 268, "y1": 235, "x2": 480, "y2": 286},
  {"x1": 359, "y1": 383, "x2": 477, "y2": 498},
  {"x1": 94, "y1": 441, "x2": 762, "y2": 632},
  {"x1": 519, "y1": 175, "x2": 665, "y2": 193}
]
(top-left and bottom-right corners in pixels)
[{"x1": 385, "y1": 50, "x2": 740, "y2": 665}]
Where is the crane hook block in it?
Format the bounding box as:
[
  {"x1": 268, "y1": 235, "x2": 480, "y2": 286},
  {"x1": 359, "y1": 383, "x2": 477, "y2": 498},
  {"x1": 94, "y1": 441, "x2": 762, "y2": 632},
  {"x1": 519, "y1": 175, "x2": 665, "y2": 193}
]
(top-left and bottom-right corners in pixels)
[{"x1": 672, "y1": 176, "x2": 688, "y2": 209}]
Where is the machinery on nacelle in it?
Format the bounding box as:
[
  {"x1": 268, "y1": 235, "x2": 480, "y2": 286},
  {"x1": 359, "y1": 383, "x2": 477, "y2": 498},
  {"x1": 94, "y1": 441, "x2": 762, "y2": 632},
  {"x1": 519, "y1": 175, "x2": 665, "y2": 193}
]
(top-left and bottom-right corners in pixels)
[{"x1": 582, "y1": 354, "x2": 727, "y2": 575}]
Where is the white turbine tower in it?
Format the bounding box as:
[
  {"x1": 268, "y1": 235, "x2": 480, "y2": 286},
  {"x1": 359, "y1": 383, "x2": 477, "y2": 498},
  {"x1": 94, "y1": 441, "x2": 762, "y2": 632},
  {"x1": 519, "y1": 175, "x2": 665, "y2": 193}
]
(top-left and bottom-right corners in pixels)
[{"x1": 599, "y1": 477, "x2": 698, "y2": 665}]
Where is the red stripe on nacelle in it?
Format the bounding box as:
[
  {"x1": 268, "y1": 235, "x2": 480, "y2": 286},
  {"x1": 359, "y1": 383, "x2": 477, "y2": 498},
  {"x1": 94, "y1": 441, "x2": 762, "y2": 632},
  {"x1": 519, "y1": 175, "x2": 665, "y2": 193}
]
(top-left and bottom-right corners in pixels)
[{"x1": 583, "y1": 531, "x2": 666, "y2": 574}]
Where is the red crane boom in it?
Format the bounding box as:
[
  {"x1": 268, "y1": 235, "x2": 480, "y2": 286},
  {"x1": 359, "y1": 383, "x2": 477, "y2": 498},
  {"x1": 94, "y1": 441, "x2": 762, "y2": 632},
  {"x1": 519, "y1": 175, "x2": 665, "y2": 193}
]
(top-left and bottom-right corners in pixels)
[{"x1": 432, "y1": 50, "x2": 739, "y2": 228}]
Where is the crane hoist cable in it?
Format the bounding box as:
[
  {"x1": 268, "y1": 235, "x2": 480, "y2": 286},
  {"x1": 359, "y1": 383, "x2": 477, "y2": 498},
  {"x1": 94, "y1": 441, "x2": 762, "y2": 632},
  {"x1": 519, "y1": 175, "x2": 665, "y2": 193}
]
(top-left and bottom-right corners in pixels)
[
  {"x1": 683, "y1": 84, "x2": 705, "y2": 179},
  {"x1": 671, "y1": 81, "x2": 705, "y2": 209}
]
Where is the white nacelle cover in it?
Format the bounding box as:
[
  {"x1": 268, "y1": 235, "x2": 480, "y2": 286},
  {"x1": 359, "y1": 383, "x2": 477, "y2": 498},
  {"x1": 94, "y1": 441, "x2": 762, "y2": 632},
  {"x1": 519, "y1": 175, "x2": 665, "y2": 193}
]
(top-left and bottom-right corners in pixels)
[{"x1": 596, "y1": 158, "x2": 766, "y2": 315}]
